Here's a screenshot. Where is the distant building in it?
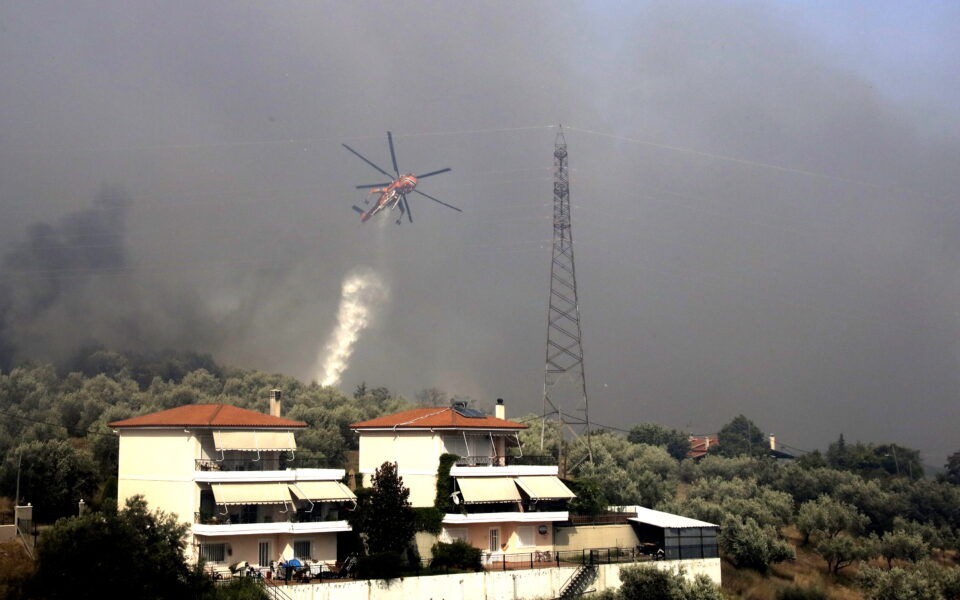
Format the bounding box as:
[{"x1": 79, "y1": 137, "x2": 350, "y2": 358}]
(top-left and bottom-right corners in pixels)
[
  {"x1": 687, "y1": 435, "x2": 719, "y2": 460},
  {"x1": 109, "y1": 391, "x2": 355, "y2": 571},
  {"x1": 351, "y1": 399, "x2": 575, "y2": 560},
  {"x1": 687, "y1": 433, "x2": 795, "y2": 460}
]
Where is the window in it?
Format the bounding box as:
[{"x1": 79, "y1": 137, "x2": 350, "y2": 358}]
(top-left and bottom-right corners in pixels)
[
  {"x1": 200, "y1": 543, "x2": 226, "y2": 563},
  {"x1": 489, "y1": 528, "x2": 500, "y2": 552},
  {"x1": 293, "y1": 540, "x2": 312, "y2": 560}
]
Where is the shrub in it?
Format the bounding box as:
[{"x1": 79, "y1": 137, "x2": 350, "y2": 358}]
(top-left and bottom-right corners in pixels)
[
  {"x1": 859, "y1": 565, "x2": 943, "y2": 600},
  {"x1": 209, "y1": 577, "x2": 269, "y2": 600},
  {"x1": 434, "y1": 453, "x2": 459, "y2": 513},
  {"x1": 412, "y1": 507, "x2": 443, "y2": 535},
  {"x1": 615, "y1": 565, "x2": 722, "y2": 600},
  {"x1": 777, "y1": 585, "x2": 828, "y2": 600},
  {"x1": 355, "y1": 551, "x2": 405, "y2": 580},
  {"x1": 430, "y1": 540, "x2": 482, "y2": 572},
  {"x1": 719, "y1": 516, "x2": 794, "y2": 572}
]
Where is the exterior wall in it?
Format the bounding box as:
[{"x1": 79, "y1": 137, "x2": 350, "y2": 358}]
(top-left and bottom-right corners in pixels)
[
  {"x1": 117, "y1": 430, "x2": 198, "y2": 526},
  {"x1": 0, "y1": 525, "x2": 16, "y2": 542},
  {"x1": 554, "y1": 524, "x2": 640, "y2": 551},
  {"x1": 358, "y1": 431, "x2": 443, "y2": 507},
  {"x1": 118, "y1": 429, "x2": 199, "y2": 480},
  {"x1": 267, "y1": 559, "x2": 721, "y2": 599},
  {"x1": 445, "y1": 522, "x2": 554, "y2": 555}
]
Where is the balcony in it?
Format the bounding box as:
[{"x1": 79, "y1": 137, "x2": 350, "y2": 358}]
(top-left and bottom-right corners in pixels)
[
  {"x1": 194, "y1": 509, "x2": 345, "y2": 526},
  {"x1": 193, "y1": 507, "x2": 352, "y2": 537},
  {"x1": 195, "y1": 453, "x2": 338, "y2": 472},
  {"x1": 454, "y1": 455, "x2": 556, "y2": 467}
]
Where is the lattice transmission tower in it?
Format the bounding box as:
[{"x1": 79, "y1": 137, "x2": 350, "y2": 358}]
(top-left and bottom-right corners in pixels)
[{"x1": 541, "y1": 126, "x2": 593, "y2": 469}]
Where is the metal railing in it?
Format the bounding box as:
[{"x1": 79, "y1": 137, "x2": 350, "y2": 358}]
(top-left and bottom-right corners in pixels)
[
  {"x1": 559, "y1": 563, "x2": 598, "y2": 599},
  {"x1": 195, "y1": 511, "x2": 344, "y2": 525},
  {"x1": 454, "y1": 455, "x2": 557, "y2": 467},
  {"x1": 411, "y1": 546, "x2": 649, "y2": 574},
  {"x1": 568, "y1": 512, "x2": 637, "y2": 526},
  {"x1": 195, "y1": 453, "x2": 338, "y2": 472},
  {"x1": 203, "y1": 547, "x2": 649, "y2": 587},
  {"x1": 506, "y1": 455, "x2": 557, "y2": 466}
]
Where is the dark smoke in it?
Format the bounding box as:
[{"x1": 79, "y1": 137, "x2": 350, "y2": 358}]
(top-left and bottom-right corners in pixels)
[
  {"x1": 0, "y1": 188, "x2": 129, "y2": 369},
  {"x1": 0, "y1": 187, "x2": 223, "y2": 371}
]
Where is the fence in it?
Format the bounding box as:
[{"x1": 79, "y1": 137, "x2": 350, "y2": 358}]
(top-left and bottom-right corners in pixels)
[
  {"x1": 568, "y1": 513, "x2": 637, "y2": 526},
  {"x1": 408, "y1": 546, "x2": 651, "y2": 576},
  {"x1": 453, "y1": 455, "x2": 556, "y2": 467},
  {"x1": 205, "y1": 546, "x2": 653, "y2": 586},
  {"x1": 195, "y1": 453, "x2": 336, "y2": 472}
]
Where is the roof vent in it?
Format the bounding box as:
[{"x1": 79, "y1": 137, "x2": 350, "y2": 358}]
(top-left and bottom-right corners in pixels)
[{"x1": 451, "y1": 400, "x2": 484, "y2": 418}]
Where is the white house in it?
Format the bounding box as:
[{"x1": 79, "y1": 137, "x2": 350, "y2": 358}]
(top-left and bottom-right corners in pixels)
[{"x1": 109, "y1": 392, "x2": 355, "y2": 570}]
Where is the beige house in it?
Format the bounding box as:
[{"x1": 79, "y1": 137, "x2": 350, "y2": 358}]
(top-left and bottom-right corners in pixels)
[
  {"x1": 350, "y1": 400, "x2": 576, "y2": 561},
  {"x1": 109, "y1": 393, "x2": 355, "y2": 570}
]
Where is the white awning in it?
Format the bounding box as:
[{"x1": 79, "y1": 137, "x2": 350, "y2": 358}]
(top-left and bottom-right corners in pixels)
[
  {"x1": 213, "y1": 430, "x2": 295, "y2": 451},
  {"x1": 211, "y1": 483, "x2": 292, "y2": 505},
  {"x1": 515, "y1": 476, "x2": 576, "y2": 500},
  {"x1": 289, "y1": 481, "x2": 356, "y2": 502},
  {"x1": 456, "y1": 477, "x2": 522, "y2": 504},
  {"x1": 255, "y1": 431, "x2": 296, "y2": 450}
]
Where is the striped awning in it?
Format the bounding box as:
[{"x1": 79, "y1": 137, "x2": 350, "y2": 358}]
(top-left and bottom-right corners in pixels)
[
  {"x1": 211, "y1": 482, "x2": 292, "y2": 505},
  {"x1": 289, "y1": 481, "x2": 356, "y2": 502},
  {"x1": 456, "y1": 477, "x2": 522, "y2": 504},
  {"x1": 515, "y1": 476, "x2": 577, "y2": 500},
  {"x1": 213, "y1": 430, "x2": 296, "y2": 451}
]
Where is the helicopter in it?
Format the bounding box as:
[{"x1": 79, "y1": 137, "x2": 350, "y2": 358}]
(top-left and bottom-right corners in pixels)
[{"x1": 342, "y1": 132, "x2": 460, "y2": 224}]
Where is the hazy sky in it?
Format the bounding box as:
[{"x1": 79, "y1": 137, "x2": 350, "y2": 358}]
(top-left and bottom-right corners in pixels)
[{"x1": 1, "y1": 1, "x2": 958, "y2": 465}]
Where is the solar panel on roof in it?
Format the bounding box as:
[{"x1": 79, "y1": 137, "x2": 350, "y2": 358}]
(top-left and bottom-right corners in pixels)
[{"x1": 452, "y1": 406, "x2": 485, "y2": 418}]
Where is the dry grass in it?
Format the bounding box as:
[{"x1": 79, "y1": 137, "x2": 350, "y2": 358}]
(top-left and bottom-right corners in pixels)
[
  {"x1": 720, "y1": 528, "x2": 865, "y2": 600},
  {"x1": 0, "y1": 541, "x2": 34, "y2": 599}
]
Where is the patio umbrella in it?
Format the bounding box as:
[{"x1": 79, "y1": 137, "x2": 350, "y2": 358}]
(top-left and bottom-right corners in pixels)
[{"x1": 230, "y1": 561, "x2": 248, "y2": 573}]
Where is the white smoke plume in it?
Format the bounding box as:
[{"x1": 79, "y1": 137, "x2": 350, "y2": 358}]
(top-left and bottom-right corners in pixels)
[{"x1": 317, "y1": 269, "x2": 388, "y2": 387}]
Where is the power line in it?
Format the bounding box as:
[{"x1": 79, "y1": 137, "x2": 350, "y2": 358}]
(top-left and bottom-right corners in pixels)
[
  {"x1": 564, "y1": 125, "x2": 950, "y2": 201},
  {"x1": 0, "y1": 125, "x2": 557, "y2": 156},
  {"x1": 0, "y1": 409, "x2": 116, "y2": 439}
]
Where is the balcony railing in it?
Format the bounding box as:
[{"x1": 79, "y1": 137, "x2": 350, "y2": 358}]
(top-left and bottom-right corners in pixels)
[
  {"x1": 194, "y1": 510, "x2": 344, "y2": 525},
  {"x1": 454, "y1": 455, "x2": 556, "y2": 467},
  {"x1": 195, "y1": 453, "x2": 337, "y2": 472}
]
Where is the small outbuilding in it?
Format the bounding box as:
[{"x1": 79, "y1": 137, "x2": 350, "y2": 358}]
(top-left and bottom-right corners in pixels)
[{"x1": 626, "y1": 506, "x2": 719, "y2": 560}]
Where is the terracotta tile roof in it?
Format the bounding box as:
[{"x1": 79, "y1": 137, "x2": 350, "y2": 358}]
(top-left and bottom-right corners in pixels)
[
  {"x1": 108, "y1": 404, "x2": 307, "y2": 429},
  {"x1": 350, "y1": 407, "x2": 528, "y2": 430},
  {"x1": 687, "y1": 435, "x2": 719, "y2": 460}
]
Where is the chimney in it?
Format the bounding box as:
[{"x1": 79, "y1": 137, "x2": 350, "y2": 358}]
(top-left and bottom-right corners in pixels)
[
  {"x1": 495, "y1": 398, "x2": 505, "y2": 420},
  {"x1": 270, "y1": 389, "x2": 282, "y2": 418},
  {"x1": 769, "y1": 434, "x2": 776, "y2": 451}
]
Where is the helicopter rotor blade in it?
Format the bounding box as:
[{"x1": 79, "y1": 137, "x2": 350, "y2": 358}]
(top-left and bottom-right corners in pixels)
[
  {"x1": 412, "y1": 189, "x2": 462, "y2": 212},
  {"x1": 415, "y1": 167, "x2": 451, "y2": 179},
  {"x1": 342, "y1": 143, "x2": 395, "y2": 180},
  {"x1": 402, "y1": 194, "x2": 413, "y2": 223},
  {"x1": 387, "y1": 131, "x2": 400, "y2": 177},
  {"x1": 356, "y1": 183, "x2": 391, "y2": 189}
]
